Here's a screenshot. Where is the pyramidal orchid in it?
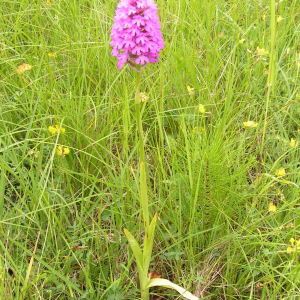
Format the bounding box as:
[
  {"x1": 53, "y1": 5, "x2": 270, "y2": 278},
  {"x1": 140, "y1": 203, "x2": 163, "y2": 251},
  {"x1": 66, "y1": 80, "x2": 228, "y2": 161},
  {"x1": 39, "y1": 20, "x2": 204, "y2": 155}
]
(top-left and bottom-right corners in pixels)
[
  {"x1": 110, "y1": 0, "x2": 164, "y2": 71},
  {"x1": 110, "y1": 1, "x2": 199, "y2": 300}
]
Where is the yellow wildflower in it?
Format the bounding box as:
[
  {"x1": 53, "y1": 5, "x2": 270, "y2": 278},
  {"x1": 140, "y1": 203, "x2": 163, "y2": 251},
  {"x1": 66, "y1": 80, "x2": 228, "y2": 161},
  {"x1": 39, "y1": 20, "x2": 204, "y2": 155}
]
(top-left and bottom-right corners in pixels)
[
  {"x1": 17, "y1": 63, "x2": 32, "y2": 75},
  {"x1": 276, "y1": 16, "x2": 283, "y2": 23},
  {"x1": 290, "y1": 238, "x2": 295, "y2": 245},
  {"x1": 192, "y1": 127, "x2": 197, "y2": 133},
  {"x1": 48, "y1": 52, "x2": 57, "y2": 58},
  {"x1": 297, "y1": 240, "x2": 300, "y2": 247},
  {"x1": 290, "y1": 138, "x2": 296, "y2": 148},
  {"x1": 56, "y1": 146, "x2": 70, "y2": 157},
  {"x1": 199, "y1": 104, "x2": 205, "y2": 114},
  {"x1": 268, "y1": 202, "x2": 276, "y2": 212},
  {"x1": 48, "y1": 124, "x2": 65, "y2": 135},
  {"x1": 63, "y1": 147, "x2": 70, "y2": 155},
  {"x1": 275, "y1": 168, "x2": 286, "y2": 177},
  {"x1": 139, "y1": 92, "x2": 149, "y2": 103},
  {"x1": 56, "y1": 146, "x2": 63, "y2": 156},
  {"x1": 47, "y1": 0, "x2": 51, "y2": 3},
  {"x1": 287, "y1": 246, "x2": 294, "y2": 254},
  {"x1": 243, "y1": 121, "x2": 258, "y2": 128},
  {"x1": 239, "y1": 38, "x2": 245, "y2": 44},
  {"x1": 48, "y1": 126, "x2": 57, "y2": 135},
  {"x1": 187, "y1": 86, "x2": 195, "y2": 96},
  {"x1": 255, "y1": 47, "x2": 269, "y2": 56}
]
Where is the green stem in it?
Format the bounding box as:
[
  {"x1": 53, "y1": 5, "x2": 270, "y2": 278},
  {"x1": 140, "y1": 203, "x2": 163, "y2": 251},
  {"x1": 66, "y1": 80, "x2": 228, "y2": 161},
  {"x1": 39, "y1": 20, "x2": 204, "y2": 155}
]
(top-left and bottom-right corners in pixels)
[
  {"x1": 260, "y1": 0, "x2": 276, "y2": 164},
  {"x1": 140, "y1": 281, "x2": 150, "y2": 300},
  {"x1": 134, "y1": 71, "x2": 150, "y2": 300},
  {"x1": 135, "y1": 72, "x2": 145, "y2": 163}
]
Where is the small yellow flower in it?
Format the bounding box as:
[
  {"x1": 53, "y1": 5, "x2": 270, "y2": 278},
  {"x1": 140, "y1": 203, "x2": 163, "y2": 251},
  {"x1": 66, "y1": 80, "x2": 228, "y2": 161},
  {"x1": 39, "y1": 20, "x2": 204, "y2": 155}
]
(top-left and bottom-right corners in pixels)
[
  {"x1": 48, "y1": 124, "x2": 65, "y2": 135},
  {"x1": 139, "y1": 92, "x2": 149, "y2": 103},
  {"x1": 296, "y1": 240, "x2": 300, "y2": 247},
  {"x1": 199, "y1": 104, "x2": 205, "y2": 114},
  {"x1": 290, "y1": 238, "x2": 295, "y2": 245},
  {"x1": 56, "y1": 146, "x2": 70, "y2": 157},
  {"x1": 63, "y1": 147, "x2": 70, "y2": 155},
  {"x1": 239, "y1": 38, "x2": 245, "y2": 44},
  {"x1": 187, "y1": 86, "x2": 195, "y2": 96},
  {"x1": 268, "y1": 202, "x2": 276, "y2": 212},
  {"x1": 48, "y1": 126, "x2": 57, "y2": 135},
  {"x1": 17, "y1": 63, "x2": 32, "y2": 75},
  {"x1": 243, "y1": 121, "x2": 258, "y2": 128},
  {"x1": 275, "y1": 168, "x2": 286, "y2": 177},
  {"x1": 56, "y1": 146, "x2": 63, "y2": 156},
  {"x1": 48, "y1": 52, "x2": 57, "y2": 58},
  {"x1": 192, "y1": 127, "x2": 197, "y2": 133},
  {"x1": 47, "y1": 0, "x2": 51, "y2": 3},
  {"x1": 255, "y1": 47, "x2": 269, "y2": 56},
  {"x1": 276, "y1": 16, "x2": 283, "y2": 23},
  {"x1": 290, "y1": 138, "x2": 296, "y2": 148},
  {"x1": 287, "y1": 246, "x2": 294, "y2": 254}
]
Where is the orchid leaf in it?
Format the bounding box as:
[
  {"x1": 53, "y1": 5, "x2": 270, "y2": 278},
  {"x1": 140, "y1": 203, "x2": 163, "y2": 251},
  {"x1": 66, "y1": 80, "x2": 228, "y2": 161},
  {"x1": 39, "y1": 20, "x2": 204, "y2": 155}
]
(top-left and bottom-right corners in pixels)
[
  {"x1": 123, "y1": 228, "x2": 145, "y2": 275},
  {"x1": 147, "y1": 278, "x2": 199, "y2": 300},
  {"x1": 143, "y1": 212, "x2": 158, "y2": 270}
]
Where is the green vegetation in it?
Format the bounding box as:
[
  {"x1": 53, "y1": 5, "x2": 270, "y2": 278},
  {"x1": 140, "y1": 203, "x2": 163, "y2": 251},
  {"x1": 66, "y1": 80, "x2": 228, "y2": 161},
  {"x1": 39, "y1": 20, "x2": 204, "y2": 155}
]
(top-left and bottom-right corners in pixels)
[{"x1": 1, "y1": 0, "x2": 300, "y2": 299}]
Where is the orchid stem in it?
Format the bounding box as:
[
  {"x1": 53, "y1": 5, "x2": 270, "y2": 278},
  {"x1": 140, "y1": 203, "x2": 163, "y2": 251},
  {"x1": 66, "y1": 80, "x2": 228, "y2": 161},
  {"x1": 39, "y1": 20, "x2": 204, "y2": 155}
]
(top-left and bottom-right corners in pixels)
[
  {"x1": 134, "y1": 71, "x2": 150, "y2": 300},
  {"x1": 135, "y1": 72, "x2": 145, "y2": 164},
  {"x1": 260, "y1": 0, "x2": 276, "y2": 165}
]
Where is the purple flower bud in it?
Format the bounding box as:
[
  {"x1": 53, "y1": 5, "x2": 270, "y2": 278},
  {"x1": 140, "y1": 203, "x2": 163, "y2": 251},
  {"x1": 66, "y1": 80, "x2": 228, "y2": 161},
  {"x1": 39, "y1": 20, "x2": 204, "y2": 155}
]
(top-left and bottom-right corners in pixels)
[{"x1": 110, "y1": 0, "x2": 164, "y2": 71}]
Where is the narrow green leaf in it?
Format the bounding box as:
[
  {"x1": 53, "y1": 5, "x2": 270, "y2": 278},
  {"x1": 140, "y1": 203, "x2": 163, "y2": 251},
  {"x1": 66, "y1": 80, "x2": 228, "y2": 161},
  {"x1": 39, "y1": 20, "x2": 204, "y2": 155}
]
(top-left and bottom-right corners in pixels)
[
  {"x1": 143, "y1": 212, "x2": 158, "y2": 271},
  {"x1": 147, "y1": 278, "x2": 199, "y2": 300},
  {"x1": 0, "y1": 139, "x2": 7, "y2": 219},
  {"x1": 123, "y1": 228, "x2": 145, "y2": 275}
]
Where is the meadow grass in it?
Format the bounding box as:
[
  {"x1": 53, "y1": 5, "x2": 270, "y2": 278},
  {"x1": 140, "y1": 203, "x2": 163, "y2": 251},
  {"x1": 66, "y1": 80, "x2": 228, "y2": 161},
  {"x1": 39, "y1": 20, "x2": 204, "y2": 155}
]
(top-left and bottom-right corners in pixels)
[{"x1": 1, "y1": 0, "x2": 300, "y2": 299}]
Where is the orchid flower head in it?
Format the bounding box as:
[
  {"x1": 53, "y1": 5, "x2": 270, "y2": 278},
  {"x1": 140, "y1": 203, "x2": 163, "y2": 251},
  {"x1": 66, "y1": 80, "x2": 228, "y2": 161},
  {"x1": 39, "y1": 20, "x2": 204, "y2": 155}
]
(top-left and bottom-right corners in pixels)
[{"x1": 110, "y1": 0, "x2": 164, "y2": 71}]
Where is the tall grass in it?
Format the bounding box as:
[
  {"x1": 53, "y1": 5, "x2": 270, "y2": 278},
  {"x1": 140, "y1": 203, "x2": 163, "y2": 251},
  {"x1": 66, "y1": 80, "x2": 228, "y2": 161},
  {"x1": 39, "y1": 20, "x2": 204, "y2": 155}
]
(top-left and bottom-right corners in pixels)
[{"x1": 1, "y1": 0, "x2": 300, "y2": 299}]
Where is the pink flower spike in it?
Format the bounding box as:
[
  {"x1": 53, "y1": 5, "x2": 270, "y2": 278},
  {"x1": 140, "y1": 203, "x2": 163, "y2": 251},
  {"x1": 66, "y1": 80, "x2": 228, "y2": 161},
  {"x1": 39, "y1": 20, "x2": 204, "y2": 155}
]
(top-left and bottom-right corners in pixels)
[
  {"x1": 110, "y1": 0, "x2": 164, "y2": 71},
  {"x1": 132, "y1": 17, "x2": 145, "y2": 27},
  {"x1": 123, "y1": 40, "x2": 136, "y2": 49},
  {"x1": 132, "y1": 45, "x2": 147, "y2": 55},
  {"x1": 136, "y1": 35, "x2": 149, "y2": 45},
  {"x1": 135, "y1": 55, "x2": 149, "y2": 65}
]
